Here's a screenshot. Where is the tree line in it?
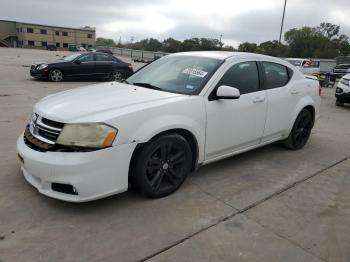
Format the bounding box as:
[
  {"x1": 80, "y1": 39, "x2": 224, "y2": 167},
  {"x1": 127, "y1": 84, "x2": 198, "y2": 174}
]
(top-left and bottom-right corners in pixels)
[{"x1": 96, "y1": 22, "x2": 350, "y2": 59}]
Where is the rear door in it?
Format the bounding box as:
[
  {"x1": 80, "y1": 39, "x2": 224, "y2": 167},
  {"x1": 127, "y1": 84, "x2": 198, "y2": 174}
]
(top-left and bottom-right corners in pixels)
[
  {"x1": 94, "y1": 53, "x2": 115, "y2": 78},
  {"x1": 259, "y1": 61, "x2": 300, "y2": 142}
]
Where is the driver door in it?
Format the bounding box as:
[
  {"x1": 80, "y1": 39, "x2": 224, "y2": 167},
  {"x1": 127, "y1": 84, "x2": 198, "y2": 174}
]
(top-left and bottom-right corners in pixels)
[
  {"x1": 205, "y1": 61, "x2": 267, "y2": 160},
  {"x1": 70, "y1": 53, "x2": 95, "y2": 78}
]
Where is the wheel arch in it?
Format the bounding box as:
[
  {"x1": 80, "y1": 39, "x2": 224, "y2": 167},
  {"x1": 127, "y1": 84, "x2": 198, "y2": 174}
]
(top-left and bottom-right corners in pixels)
[
  {"x1": 304, "y1": 104, "x2": 315, "y2": 126},
  {"x1": 48, "y1": 67, "x2": 64, "y2": 78},
  {"x1": 130, "y1": 128, "x2": 200, "y2": 175},
  {"x1": 288, "y1": 97, "x2": 316, "y2": 133}
]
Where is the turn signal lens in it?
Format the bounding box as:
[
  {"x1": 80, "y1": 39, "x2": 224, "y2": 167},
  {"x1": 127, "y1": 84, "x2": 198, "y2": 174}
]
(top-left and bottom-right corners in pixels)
[{"x1": 103, "y1": 130, "x2": 117, "y2": 147}]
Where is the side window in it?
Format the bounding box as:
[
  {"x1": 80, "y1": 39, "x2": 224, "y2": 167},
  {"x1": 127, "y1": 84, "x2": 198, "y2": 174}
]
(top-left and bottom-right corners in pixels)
[
  {"x1": 216, "y1": 61, "x2": 259, "y2": 95},
  {"x1": 95, "y1": 54, "x2": 110, "y2": 61},
  {"x1": 77, "y1": 54, "x2": 94, "y2": 62},
  {"x1": 262, "y1": 62, "x2": 290, "y2": 89}
]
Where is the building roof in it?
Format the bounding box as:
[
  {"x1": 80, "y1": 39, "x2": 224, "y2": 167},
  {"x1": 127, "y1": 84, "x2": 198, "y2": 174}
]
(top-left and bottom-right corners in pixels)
[{"x1": 0, "y1": 19, "x2": 95, "y2": 32}]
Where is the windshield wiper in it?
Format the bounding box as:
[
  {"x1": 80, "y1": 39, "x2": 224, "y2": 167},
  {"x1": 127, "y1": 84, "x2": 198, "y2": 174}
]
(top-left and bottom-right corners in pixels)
[{"x1": 132, "y1": 82, "x2": 163, "y2": 91}]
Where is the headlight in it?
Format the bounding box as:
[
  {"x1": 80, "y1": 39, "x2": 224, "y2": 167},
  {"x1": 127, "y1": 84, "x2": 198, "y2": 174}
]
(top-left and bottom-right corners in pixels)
[
  {"x1": 340, "y1": 79, "x2": 350, "y2": 86},
  {"x1": 56, "y1": 123, "x2": 118, "y2": 148},
  {"x1": 37, "y1": 64, "x2": 48, "y2": 70}
]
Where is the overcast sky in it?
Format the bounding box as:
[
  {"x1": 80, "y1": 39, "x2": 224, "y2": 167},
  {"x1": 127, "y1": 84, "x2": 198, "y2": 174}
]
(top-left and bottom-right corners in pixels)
[{"x1": 1, "y1": 0, "x2": 349, "y2": 47}]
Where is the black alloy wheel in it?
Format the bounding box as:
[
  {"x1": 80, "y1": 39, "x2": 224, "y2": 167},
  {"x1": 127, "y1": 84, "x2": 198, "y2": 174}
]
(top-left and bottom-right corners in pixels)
[
  {"x1": 131, "y1": 134, "x2": 192, "y2": 198},
  {"x1": 283, "y1": 109, "x2": 313, "y2": 150}
]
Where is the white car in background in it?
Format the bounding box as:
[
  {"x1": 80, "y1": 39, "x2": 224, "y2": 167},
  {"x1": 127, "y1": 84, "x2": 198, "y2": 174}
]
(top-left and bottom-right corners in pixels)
[
  {"x1": 335, "y1": 73, "x2": 350, "y2": 106},
  {"x1": 285, "y1": 58, "x2": 320, "y2": 76},
  {"x1": 17, "y1": 51, "x2": 321, "y2": 202}
]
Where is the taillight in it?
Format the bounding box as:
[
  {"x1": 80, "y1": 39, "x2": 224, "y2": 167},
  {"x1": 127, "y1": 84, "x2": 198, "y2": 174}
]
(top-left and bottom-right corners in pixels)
[{"x1": 127, "y1": 64, "x2": 133, "y2": 71}]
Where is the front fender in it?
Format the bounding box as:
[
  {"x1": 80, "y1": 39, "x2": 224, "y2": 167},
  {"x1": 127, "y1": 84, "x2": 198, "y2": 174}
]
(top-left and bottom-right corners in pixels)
[{"x1": 129, "y1": 114, "x2": 205, "y2": 163}]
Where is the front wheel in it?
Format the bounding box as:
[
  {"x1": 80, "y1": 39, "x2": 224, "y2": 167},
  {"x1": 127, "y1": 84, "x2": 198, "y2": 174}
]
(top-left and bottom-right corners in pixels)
[
  {"x1": 49, "y1": 69, "x2": 63, "y2": 82},
  {"x1": 283, "y1": 109, "x2": 313, "y2": 150},
  {"x1": 131, "y1": 134, "x2": 192, "y2": 198}
]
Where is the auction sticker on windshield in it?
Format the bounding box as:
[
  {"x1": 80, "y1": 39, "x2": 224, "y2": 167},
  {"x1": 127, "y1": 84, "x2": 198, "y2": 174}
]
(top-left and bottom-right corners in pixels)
[{"x1": 182, "y1": 68, "x2": 208, "y2": 78}]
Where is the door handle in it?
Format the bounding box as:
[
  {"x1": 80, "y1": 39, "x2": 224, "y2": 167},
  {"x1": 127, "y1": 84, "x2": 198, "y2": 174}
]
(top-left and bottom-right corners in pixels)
[
  {"x1": 253, "y1": 97, "x2": 265, "y2": 103},
  {"x1": 291, "y1": 89, "x2": 300, "y2": 95}
]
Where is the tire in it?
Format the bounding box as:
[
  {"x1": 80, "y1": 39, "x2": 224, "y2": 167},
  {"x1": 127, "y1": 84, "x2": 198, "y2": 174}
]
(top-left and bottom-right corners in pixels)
[
  {"x1": 335, "y1": 100, "x2": 344, "y2": 106},
  {"x1": 283, "y1": 109, "x2": 313, "y2": 150},
  {"x1": 131, "y1": 133, "x2": 192, "y2": 198},
  {"x1": 49, "y1": 69, "x2": 63, "y2": 82},
  {"x1": 109, "y1": 70, "x2": 123, "y2": 81}
]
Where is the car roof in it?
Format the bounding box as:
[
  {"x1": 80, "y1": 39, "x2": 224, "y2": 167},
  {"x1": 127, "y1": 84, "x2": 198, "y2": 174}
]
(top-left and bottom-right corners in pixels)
[
  {"x1": 285, "y1": 58, "x2": 305, "y2": 60},
  {"x1": 169, "y1": 51, "x2": 276, "y2": 61},
  {"x1": 285, "y1": 58, "x2": 320, "y2": 61}
]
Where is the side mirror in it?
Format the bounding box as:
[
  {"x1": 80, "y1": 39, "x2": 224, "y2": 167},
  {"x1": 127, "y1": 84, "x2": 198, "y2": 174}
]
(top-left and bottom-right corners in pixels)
[
  {"x1": 74, "y1": 59, "x2": 81, "y2": 64},
  {"x1": 210, "y1": 85, "x2": 240, "y2": 101}
]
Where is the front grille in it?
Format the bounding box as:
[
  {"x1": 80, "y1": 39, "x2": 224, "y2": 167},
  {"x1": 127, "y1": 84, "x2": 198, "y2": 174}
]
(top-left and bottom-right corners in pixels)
[
  {"x1": 30, "y1": 115, "x2": 63, "y2": 144},
  {"x1": 24, "y1": 114, "x2": 63, "y2": 151},
  {"x1": 24, "y1": 125, "x2": 55, "y2": 152},
  {"x1": 41, "y1": 117, "x2": 64, "y2": 129}
]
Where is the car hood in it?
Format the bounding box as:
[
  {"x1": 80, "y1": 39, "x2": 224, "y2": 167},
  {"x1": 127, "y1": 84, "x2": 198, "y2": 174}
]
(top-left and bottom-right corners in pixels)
[
  {"x1": 34, "y1": 82, "x2": 185, "y2": 122},
  {"x1": 32, "y1": 59, "x2": 70, "y2": 66}
]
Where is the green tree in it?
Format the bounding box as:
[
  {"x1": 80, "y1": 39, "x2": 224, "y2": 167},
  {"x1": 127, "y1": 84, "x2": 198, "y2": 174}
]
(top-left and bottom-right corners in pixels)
[
  {"x1": 132, "y1": 38, "x2": 162, "y2": 51},
  {"x1": 200, "y1": 38, "x2": 221, "y2": 50},
  {"x1": 255, "y1": 40, "x2": 288, "y2": 57},
  {"x1": 180, "y1": 38, "x2": 201, "y2": 51},
  {"x1": 238, "y1": 42, "x2": 258, "y2": 53},
  {"x1": 284, "y1": 22, "x2": 350, "y2": 58},
  {"x1": 96, "y1": 37, "x2": 116, "y2": 47},
  {"x1": 161, "y1": 38, "x2": 182, "y2": 53}
]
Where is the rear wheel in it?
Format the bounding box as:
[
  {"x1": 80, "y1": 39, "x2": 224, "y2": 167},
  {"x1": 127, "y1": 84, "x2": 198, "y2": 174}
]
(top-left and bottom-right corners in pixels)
[
  {"x1": 131, "y1": 134, "x2": 192, "y2": 198},
  {"x1": 49, "y1": 69, "x2": 63, "y2": 82},
  {"x1": 109, "y1": 70, "x2": 123, "y2": 81},
  {"x1": 283, "y1": 109, "x2": 313, "y2": 150}
]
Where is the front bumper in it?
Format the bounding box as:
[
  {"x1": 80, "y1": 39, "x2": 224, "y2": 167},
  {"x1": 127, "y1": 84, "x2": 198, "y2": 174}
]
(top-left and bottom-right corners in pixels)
[
  {"x1": 17, "y1": 134, "x2": 137, "y2": 202},
  {"x1": 335, "y1": 92, "x2": 350, "y2": 102},
  {"x1": 335, "y1": 83, "x2": 350, "y2": 103},
  {"x1": 30, "y1": 69, "x2": 48, "y2": 79}
]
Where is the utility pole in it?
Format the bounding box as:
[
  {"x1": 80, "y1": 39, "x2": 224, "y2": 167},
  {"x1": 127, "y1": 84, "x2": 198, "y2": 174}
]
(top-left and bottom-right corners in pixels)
[{"x1": 278, "y1": 0, "x2": 287, "y2": 45}]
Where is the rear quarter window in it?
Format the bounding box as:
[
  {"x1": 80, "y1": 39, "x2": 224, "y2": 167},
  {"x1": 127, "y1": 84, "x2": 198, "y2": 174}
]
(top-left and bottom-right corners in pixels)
[{"x1": 262, "y1": 62, "x2": 293, "y2": 89}]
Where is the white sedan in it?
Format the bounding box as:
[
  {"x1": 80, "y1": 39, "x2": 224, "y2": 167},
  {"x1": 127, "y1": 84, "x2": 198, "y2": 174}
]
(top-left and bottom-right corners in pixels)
[{"x1": 17, "y1": 51, "x2": 321, "y2": 202}]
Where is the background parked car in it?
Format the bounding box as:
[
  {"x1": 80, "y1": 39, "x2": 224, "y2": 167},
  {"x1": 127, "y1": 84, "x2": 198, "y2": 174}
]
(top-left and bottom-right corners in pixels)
[
  {"x1": 30, "y1": 52, "x2": 133, "y2": 82},
  {"x1": 46, "y1": 45, "x2": 57, "y2": 51},
  {"x1": 96, "y1": 48, "x2": 113, "y2": 55},
  {"x1": 285, "y1": 58, "x2": 320, "y2": 76},
  {"x1": 330, "y1": 64, "x2": 350, "y2": 79},
  {"x1": 77, "y1": 46, "x2": 86, "y2": 51},
  {"x1": 335, "y1": 73, "x2": 350, "y2": 106}
]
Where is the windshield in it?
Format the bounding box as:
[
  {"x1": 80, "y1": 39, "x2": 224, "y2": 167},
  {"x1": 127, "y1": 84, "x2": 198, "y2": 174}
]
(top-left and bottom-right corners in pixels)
[
  {"x1": 61, "y1": 53, "x2": 82, "y2": 61},
  {"x1": 127, "y1": 55, "x2": 223, "y2": 95}
]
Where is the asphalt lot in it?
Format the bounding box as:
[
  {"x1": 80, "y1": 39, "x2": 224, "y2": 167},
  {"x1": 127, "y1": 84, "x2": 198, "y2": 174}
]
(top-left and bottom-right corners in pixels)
[{"x1": 0, "y1": 47, "x2": 349, "y2": 262}]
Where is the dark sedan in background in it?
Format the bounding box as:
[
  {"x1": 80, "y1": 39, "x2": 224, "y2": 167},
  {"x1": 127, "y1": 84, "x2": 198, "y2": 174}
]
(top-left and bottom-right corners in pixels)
[{"x1": 30, "y1": 52, "x2": 133, "y2": 82}]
